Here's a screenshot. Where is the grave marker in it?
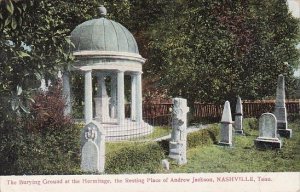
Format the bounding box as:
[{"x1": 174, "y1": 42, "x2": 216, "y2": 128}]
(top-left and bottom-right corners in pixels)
[
  {"x1": 169, "y1": 98, "x2": 189, "y2": 165},
  {"x1": 234, "y1": 96, "x2": 244, "y2": 135},
  {"x1": 254, "y1": 113, "x2": 282, "y2": 149},
  {"x1": 274, "y1": 74, "x2": 292, "y2": 138},
  {"x1": 219, "y1": 101, "x2": 233, "y2": 146},
  {"x1": 81, "y1": 121, "x2": 106, "y2": 173}
]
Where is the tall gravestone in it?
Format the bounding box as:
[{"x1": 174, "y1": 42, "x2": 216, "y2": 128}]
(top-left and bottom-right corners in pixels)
[
  {"x1": 274, "y1": 74, "x2": 292, "y2": 138},
  {"x1": 254, "y1": 113, "x2": 282, "y2": 149},
  {"x1": 81, "y1": 121, "x2": 106, "y2": 173},
  {"x1": 169, "y1": 98, "x2": 189, "y2": 165},
  {"x1": 234, "y1": 96, "x2": 244, "y2": 135},
  {"x1": 219, "y1": 101, "x2": 233, "y2": 146}
]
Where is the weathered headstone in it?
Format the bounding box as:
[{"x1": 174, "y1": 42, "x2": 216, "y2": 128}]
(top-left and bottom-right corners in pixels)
[
  {"x1": 274, "y1": 74, "x2": 292, "y2": 138},
  {"x1": 254, "y1": 113, "x2": 282, "y2": 149},
  {"x1": 219, "y1": 101, "x2": 233, "y2": 146},
  {"x1": 234, "y1": 96, "x2": 244, "y2": 135},
  {"x1": 81, "y1": 121, "x2": 106, "y2": 173},
  {"x1": 169, "y1": 98, "x2": 189, "y2": 165}
]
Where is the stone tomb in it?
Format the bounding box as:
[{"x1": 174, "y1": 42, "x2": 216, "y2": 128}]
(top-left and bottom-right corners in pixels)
[
  {"x1": 81, "y1": 121, "x2": 106, "y2": 173},
  {"x1": 219, "y1": 101, "x2": 233, "y2": 146},
  {"x1": 63, "y1": 6, "x2": 153, "y2": 141},
  {"x1": 169, "y1": 98, "x2": 189, "y2": 165},
  {"x1": 254, "y1": 113, "x2": 282, "y2": 149}
]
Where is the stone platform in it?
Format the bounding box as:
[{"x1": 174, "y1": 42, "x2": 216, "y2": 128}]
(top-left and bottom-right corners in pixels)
[
  {"x1": 76, "y1": 119, "x2": 154, "y2": 141},
  {"x1": 101, "y1": 119, "x2": 153, "y2": 141},
  {"x1": 254, "y1": 137, "x2": 282, "y2": 149}
]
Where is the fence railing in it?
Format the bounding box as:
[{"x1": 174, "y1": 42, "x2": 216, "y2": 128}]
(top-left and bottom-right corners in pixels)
[
  {"x1": 135, "y1": 100, "x2": 300, "y2": 122},
  {"x1": 241, "y1": 100, "x2": 299, "y2": 118}
]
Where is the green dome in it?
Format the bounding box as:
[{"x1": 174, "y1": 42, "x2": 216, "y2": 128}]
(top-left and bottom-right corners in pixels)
[{"x1": 71, "y1": 17, "x2": 139, "y2": 54}]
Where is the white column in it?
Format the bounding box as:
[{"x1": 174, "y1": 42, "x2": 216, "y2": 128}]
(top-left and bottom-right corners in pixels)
[
  {"x1": 62, "y1": 71, "x2": 72, "y2": 116},
  {"x1": 117, "y1": 71, "x2": 125, "y2": 124},
  {"x1": 131, "y1": 74, "x2": 137, "y2": 121},
  {"x1": 95, "y1": 73, "x2": 110, "y2": 122},
  {"x1": 110, "y1": 74, "x2": 117, "y2": 119},
  {"x1": 136, "y1": 72, "x2": 143, "y2": 122},
  {"x1": 84, "y1": 70, "x2": 93, "y2": 123}
]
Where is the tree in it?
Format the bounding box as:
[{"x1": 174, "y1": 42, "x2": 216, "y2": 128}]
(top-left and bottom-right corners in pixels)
[
  {"x1": 146, "y1": 0, "x2": 300, "y2": 105},
  {"x1": 0, "y1": 0, "x2": 102, "y2": 119}
]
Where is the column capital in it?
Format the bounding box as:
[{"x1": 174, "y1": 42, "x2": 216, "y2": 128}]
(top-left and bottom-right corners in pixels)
[
  {"x1": 83, "y1": 69, "x2": 92, "y2": 73},
  {"x1": 131, "y1": 71, "x2": 143, "y2": 75},
  {"x1": 116, "y1": 69, "x2": 126, "y2": 73}
]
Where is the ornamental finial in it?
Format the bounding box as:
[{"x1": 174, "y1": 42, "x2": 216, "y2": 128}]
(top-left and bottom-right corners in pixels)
[{"x1": 98, "y1": 5, "x2": 107, "y2": 17}]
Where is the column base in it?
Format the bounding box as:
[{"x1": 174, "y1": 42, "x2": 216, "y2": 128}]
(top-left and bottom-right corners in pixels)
[
  {"x1": 218, "y1": 141, "x2": 232, "y2": 147},
  {"x1": 235, "y1": 130, "x2": 244, "y2": 135},
  {"x1": 254, "y1": 138, "x2": 282, "y2": 149},
  {"x1": 277, "y1": 121, "x2": 287, "y2": 130},
  {"x1": 277, "y1": 129, "x2": 292, "y2": 138}
]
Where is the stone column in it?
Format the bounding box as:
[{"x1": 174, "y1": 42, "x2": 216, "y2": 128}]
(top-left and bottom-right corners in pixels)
[
  {"x1": 94, "y1": 73, "x2": 110, "y2": 123},
  {"x1": 136, "y1": 72, "x2": 143, "y2": 122},
  {"x1": 219, "y1": 101, "x2": 233, "y2": 146},
  {"x1": 84, "y1": 70, "x2": 93, "y2": 123},
  {"x1": 110, "y1": 74, "x2": 117, "y2": 119},
  {"x1": 234, "y1": 96, "x2": 243, "y2": 135},
  {"x1": 62, "y1": 71, "x2": 72, "y2": 116},
  {"x1": 117, "y1": 71, "x2": 125, "y2": 124},
  {"x1": 169, "y1": 98, "x2": 189, "y2": 165},
  {"x1": 131, "y1": 74, "x2": 137, "y2": 121},
  {"x1": 274, "y1": 74, "x2": 292, "y2": 138}
]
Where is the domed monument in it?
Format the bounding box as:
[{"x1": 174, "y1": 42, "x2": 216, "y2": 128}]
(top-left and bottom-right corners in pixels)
[{"x1": 63, "y1": 6, "x2": 153, "y2": 140}]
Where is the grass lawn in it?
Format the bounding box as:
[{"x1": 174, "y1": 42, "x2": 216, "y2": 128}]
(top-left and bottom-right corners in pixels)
[{"x1": 167, "y1": 120, "x2": 300, "y2": 173}]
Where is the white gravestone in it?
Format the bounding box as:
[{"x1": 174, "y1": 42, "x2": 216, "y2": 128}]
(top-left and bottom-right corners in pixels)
[
  {"x1": 169, "y1": 98, "x2": 189, "y2": 165},
  {"x1": 274, "y1": 74, "x2": 292, "y2": 138},
  {"x1": 234, "y1": 96, "x2": 244, "y2": 135},
  {"x1": 219, "y1": 101, "x2": 233, "y2": 146},
  {"x1": 254, "y1": 113, "x2": 282, "y2": 149},
  {"x1": 81, "y1": 121, "x2": 106, "y2": 173}
]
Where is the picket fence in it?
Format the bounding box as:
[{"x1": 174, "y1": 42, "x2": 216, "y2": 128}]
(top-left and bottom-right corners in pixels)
[{"x1": 130, "y1": 100, "x2": 300, "y2": 125}]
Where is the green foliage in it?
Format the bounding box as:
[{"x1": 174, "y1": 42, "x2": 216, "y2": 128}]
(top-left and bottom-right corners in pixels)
[
  {"x1": 0, "y1": 123, "x2": 81, "y2": 175},
  {"x1": 187, "y1": 124, "x2": 219, "y2": 148},
  {"x1": 146, "y1": 0, "x2": 300, "y2": 104},
  {"x1": 0, "y1": 0, "x2": 100, "y2": 119},
  {"x1": 171, "y1": 118, "x2": 300, "y2": 173},
  {"x1": 105, "y1": 142, "x2": 165, "y2": 174},
  {"x1": 243, "y1": 117, "x2": 259, "y2": 130},
  {"x1": 0, "y1": 85, "x2": 81, "y2": 175},
  {"x1": 287, "y1": 113, "x2": 300, "y2": 122}
]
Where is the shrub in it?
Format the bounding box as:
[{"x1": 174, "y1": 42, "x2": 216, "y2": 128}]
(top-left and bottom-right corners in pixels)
[
  {"x1": 0, "y1": 83, "x2": 81, "y2": 175},
  {"x1": 243, "y1": 118, "x2": 258, "y2": 130},
  {"x1": 287, "y1": 113, "x2": 300, "y2": 122},
  {"x1": 187, "y1": 124, "x2": 219, "y2": 149},
  {"x1": 105, "y1": 142, "x2": 165, "y2": 174}
]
